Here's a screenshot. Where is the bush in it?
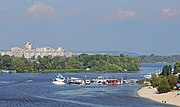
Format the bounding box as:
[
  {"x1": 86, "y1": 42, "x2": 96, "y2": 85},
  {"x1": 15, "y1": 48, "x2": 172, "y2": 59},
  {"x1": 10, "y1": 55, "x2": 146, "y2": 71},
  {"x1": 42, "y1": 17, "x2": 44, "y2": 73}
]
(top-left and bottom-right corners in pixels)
[
  {"x1": 157, "y1": 85, "x2": 171, "y2": 94},
  {"x1": 150, "y1": 76, "x2": 161, "y2": 88},
  {"x1": 136, "y1": 80, "x2": 145, "y2": 84}
]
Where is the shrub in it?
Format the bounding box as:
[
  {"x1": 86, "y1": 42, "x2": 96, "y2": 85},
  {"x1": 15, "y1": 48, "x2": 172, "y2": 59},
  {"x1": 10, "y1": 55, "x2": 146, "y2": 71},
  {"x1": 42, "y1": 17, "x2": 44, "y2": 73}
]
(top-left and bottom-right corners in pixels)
[
  {"x1": 150, "y1": 76, "x2": 161, "y2": 88},
  {"x1": 157, "y1": 85, "x2": 171, "y2": 94}
]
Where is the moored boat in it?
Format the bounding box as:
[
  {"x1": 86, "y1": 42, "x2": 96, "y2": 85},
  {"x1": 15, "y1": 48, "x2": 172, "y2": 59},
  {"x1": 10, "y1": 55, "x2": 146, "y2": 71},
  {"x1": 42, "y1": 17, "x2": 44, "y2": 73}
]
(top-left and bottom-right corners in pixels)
[
  {"x1": 67, "y1": 77, "x2": 84, "y2": 85},
  {"x1": 84, "y1": 79, "x2": 91, "y2": 85},
  {"x1": 144, "y1": 74, "x2": 152, "y2": 79},
  {"x1": 93, "y1": 76, "x2": 107, "y2": 85},
  {"x1": 52, "y1": 73, "x2": 66, "y2": 85},
  {"x1": 106, "y1": 79, "x2": 119, "y2": 85}
]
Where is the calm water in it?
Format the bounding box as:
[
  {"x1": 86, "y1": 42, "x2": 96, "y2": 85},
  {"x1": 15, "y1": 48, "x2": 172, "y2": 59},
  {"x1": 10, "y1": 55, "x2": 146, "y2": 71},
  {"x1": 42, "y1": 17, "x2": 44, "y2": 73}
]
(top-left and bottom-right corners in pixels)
[{"x1": 0, "y1": 63, "x2": 175, "y2": 107}]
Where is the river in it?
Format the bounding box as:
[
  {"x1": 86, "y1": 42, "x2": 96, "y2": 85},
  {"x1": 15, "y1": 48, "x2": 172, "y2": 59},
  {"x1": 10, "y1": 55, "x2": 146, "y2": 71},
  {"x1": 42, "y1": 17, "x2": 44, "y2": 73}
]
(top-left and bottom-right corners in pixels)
[{"x1": 0, "y1": 63, "x2": 175, "y2": 107}]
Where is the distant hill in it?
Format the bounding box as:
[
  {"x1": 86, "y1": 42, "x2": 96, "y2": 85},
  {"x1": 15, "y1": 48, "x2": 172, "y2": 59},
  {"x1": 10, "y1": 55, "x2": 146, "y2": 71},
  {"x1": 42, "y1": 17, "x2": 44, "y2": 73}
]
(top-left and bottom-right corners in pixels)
[{"x1": 71, "y1": 51, "x2": 139, "y2": 56}]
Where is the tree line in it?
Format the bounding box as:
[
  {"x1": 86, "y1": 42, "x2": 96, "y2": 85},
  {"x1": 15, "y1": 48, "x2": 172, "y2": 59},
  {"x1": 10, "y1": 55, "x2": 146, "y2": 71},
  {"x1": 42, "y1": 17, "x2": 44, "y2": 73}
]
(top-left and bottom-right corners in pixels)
[
  {"x1": 0, "y1": 54, "x2": 140, "y2": 73},
  {"x1": 139, "y1": 54, "x2": 180, "y2": 63}
]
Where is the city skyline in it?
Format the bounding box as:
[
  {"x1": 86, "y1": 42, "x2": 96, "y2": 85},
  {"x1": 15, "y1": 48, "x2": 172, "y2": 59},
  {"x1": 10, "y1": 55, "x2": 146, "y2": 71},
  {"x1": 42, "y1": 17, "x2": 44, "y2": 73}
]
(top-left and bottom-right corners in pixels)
[
  {"x1": 0, "y1": 0, "x2": 180, "y2": 55},
  {"x1": 0, "y1": 42, "x2": 72, "y2": 59}
]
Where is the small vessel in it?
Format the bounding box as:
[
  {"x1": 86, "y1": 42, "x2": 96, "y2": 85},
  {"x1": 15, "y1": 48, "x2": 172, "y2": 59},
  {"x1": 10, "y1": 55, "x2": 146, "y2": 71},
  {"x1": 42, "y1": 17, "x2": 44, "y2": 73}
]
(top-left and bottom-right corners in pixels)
[
  {"x1": 120, "y1": 77, "x2": 128, "y2": 84},
  {"x1": 83, "y1": 75, "x2": 91, "y2": 85},
  {"x1": 52, "y1": 73, "x2": 66, "y2": 85},
  {"x1": 93, "y1": 76, "x2": 107, "y2": 85},
  {"x1": 106, "y1": 79, "x2": 119, "y2": 85},
  {"x1": 0, "y1": 70, "x2": 16, "y2": 73},
  {"x1": 144, "y1": 74, "x2": 152, "y2": 79},
  {"x1": 67, "y1": 77, "x2": 84, "y2": 85},
  {"x1": 84, "y1": 79, "x2": 91, "y2": 85},
  {"x1": 25, "y1": 80, "x2": 33, "y2": 83}
]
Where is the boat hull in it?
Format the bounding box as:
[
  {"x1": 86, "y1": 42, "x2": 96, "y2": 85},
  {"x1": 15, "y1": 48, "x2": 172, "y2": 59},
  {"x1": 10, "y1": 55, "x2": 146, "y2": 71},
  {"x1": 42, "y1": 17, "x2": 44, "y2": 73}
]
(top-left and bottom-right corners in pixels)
[{"x1": 52, "y1": 81, "x2": 65, "y2": 85}]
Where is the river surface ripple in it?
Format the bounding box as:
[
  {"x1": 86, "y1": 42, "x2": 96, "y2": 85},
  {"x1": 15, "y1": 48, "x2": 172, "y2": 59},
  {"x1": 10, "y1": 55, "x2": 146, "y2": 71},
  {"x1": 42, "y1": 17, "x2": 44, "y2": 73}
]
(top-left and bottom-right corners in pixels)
[{"x1": 0, "y1": 63, "x2": 175, "y2": 107}]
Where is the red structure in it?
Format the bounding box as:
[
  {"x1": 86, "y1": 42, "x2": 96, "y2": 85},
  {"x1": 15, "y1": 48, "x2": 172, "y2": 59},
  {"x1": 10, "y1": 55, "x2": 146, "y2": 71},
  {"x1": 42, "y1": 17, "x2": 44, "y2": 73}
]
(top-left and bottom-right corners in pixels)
[{"x1": 106, "y1": 79, "x2": 118, "y2": 85}]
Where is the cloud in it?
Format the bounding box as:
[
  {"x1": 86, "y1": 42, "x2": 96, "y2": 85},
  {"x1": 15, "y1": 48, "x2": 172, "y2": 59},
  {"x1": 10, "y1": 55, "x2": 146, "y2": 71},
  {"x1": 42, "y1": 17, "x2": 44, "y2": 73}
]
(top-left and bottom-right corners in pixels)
[
  {"x1": 27, "y1": 2, "x2": 55, "y2": 17},
  {"x1": 104, "y1": 9, "x2": 137, "y2": 21},
  {"x1": 161, "y1": 7, "x2": 180, "y2": 18}
]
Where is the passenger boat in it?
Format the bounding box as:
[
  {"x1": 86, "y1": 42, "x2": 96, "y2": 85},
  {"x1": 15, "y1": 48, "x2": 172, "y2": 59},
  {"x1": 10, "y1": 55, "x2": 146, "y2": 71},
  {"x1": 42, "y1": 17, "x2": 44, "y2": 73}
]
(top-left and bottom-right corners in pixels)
[
  {"x1": 93, "y1": 76, "x2": 107, "y2": 85},
  {"x1": 67, "y1": 77, "x2": 84, "y2": 85},
  {"x1": 106, "y1": 79, "x2": 119, "y2": 85},
  {"x1": 84, "y1": 79, "x2": 91, "y2": 85},
  {"x1": 52, "y1": 73, "x2": 66, "y2": 85}
]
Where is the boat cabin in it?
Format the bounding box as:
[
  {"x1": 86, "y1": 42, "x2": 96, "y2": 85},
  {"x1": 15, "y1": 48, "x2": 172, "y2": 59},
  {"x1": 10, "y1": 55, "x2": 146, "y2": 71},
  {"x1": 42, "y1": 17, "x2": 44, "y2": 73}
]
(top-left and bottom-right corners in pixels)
[{"x1": 106, "y1": 79, "x2": 118, "y2": 85}]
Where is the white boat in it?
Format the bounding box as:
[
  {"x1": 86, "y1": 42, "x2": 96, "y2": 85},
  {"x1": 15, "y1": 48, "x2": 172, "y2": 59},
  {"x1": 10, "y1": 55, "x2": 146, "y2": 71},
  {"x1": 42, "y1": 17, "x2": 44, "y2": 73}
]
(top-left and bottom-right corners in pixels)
[
  {"x1": 84, "y1": 79, "x2": 91, "y2": 85},
  {"x1": 0, "y1": 70, "x2": 16, "y2": 73},
  {"x1": 93, "y1": 76, "x2": 107, "y2": 85},
  {"x1": 52, "y1": 73, "x2": 66, "y2": 85},
  {"x1": 144, "y1": 74, "x2": 152, "y2": 79},
  {"x1": 67, "y1": 77, "x2": 84, "y2": 85},
  {"x1": 25, "y1": 80, "x2": 33, "y2": 83}
]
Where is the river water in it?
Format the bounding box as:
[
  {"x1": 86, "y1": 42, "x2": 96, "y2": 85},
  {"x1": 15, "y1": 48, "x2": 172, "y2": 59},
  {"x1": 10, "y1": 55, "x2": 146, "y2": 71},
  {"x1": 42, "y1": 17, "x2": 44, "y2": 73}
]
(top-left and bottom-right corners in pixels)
[{"x1": 0, "y1": 63, "x2": 175, "y2": 107}]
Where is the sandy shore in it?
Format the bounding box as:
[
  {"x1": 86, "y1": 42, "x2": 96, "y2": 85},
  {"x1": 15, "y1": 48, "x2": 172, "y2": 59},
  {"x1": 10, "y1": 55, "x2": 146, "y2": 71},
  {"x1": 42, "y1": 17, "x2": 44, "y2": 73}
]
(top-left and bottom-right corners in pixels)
[{"x1": 137, "y1": 86, "x2": 180, "y2": 107}]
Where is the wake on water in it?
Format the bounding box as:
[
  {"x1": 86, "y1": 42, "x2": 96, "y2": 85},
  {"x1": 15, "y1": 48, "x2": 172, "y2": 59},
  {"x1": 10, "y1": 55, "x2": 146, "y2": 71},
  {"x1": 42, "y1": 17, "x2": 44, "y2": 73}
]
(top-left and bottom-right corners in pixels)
[{"x1": 35, "y1": 95, "x2": 120, "y2": 107}]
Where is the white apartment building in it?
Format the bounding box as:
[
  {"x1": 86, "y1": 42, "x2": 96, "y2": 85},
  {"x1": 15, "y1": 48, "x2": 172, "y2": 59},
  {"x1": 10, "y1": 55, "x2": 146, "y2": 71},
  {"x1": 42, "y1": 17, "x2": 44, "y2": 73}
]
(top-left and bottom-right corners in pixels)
[{"x1": 0, "y1": 42, "x2": 72, "y2": 59}]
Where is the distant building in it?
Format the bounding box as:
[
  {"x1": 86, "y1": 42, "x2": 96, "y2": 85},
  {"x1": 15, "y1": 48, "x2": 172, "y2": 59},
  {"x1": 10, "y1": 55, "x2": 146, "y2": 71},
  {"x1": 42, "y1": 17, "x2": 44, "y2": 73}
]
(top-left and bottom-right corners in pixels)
[
  {"x1": 0, "y1": 50, "x2": 11, "y2": 56},
  {"x1": 0, "y1": 42, "x2": 72, "y2": 59},
  {"x1": 24, "y1": 42, "x2": 32, "y2": 51}
]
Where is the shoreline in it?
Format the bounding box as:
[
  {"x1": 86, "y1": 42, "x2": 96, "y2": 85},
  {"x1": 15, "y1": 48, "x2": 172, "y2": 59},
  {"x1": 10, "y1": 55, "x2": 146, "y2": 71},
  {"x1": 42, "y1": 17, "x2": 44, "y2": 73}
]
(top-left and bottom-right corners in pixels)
[{"x1": 137, "y1": 86, "x2": 180, "y2": 107}]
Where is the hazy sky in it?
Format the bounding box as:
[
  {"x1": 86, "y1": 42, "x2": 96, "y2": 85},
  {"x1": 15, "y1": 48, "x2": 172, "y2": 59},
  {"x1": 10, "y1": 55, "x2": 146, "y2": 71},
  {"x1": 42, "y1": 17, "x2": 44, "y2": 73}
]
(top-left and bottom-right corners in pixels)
[{"x1": 0, "y1": 0, "x2": 180, "y2": 55}]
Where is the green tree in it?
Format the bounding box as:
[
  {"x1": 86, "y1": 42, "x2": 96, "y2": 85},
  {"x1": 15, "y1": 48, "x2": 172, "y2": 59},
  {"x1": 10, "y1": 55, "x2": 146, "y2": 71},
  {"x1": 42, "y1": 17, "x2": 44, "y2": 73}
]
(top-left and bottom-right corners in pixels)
[
  {"x1": 174, "y1": 62, "x2": 180, "y2": 74},
  {"x1": 167, "y1": 75, "x2": 178, "y2": 88},
  {"x1": 157, "y1": 85, "x2": 171, "y2": 94},
  {"x1": 161, "y1": 65, "x2": 172, "y2": 76},
  {"x1": 150, "y1": 76, "x2": 171, "y2": 93},
  {"x1": 2, "y1": 55, "x2": 12, "y2": 70},
  {"x1": 150, "y1": 76, "x2": 162, "y2": 88},
  {"x1": 1, "y1": 54, "x2": 141, "y2": 72}
]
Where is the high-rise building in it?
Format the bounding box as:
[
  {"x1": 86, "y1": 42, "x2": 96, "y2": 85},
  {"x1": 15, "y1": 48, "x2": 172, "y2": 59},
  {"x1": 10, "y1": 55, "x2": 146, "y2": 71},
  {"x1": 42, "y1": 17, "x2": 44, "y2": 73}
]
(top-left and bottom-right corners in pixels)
[
  {"x1": 0, "y1": 42, "x2": 72, "y2": 59},
  {"x1": 24, "y1": 42, "x2": 32, "y2": 51}
]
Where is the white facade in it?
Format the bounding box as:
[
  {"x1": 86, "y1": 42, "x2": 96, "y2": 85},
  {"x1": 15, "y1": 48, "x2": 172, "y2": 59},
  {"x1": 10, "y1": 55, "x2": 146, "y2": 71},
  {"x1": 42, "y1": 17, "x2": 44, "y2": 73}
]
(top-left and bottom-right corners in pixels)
[
  {"x1": 24, "y1": 42, "x2": 32, "y2": 51},
  {"x1": 0, "y1": 42, "x2": 72, "y2": 59}
]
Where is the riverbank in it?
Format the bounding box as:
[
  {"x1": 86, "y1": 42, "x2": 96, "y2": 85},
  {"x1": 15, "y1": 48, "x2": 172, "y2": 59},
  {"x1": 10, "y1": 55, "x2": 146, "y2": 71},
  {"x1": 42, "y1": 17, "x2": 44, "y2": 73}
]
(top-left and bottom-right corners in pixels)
[
  {"x1": 35, "y1": 69, "x2": 139, "y2": 73},
  {"x1": 137, "y1": 86, "x2": 180, "y2": 106}
]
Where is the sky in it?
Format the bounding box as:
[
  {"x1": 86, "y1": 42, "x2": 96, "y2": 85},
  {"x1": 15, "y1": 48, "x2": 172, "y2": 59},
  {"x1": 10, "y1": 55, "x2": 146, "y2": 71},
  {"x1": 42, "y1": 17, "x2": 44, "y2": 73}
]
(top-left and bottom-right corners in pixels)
[{"x1": 0, "y1": 0, "x2": 180, "y2": 55}]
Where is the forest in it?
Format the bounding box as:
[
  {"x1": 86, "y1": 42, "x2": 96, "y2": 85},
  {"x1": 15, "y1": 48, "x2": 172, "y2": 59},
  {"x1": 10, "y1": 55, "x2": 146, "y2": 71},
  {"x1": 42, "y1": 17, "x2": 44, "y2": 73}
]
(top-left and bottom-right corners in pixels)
[
  {"x1": 139, "y1": 54, "x2": 180, "y2": 63},
  {"x1": 0, "y1": 54, "x2": 140, "y2": 73}
]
